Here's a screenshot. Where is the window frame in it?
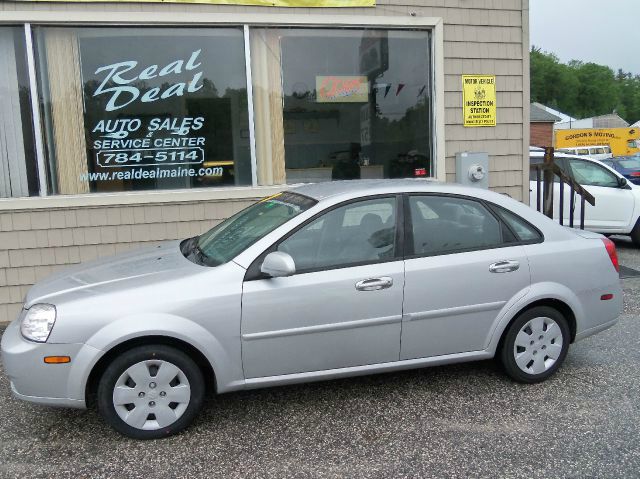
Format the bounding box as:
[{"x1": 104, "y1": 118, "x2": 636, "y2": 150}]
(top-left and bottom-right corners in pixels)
[
  {"x1": 402, "y1": 192, "x2": 543, "y2": 260},
  {"x1": 0, "y1": 14, "x2": 445, "y2": 201},
  {"x1": 244, "y1": 193, "x2": 404, "y2": 280}
]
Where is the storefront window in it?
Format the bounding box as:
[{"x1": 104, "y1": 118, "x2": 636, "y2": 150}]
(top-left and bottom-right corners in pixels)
[
  {"x1": 251, "y1": 28, "x2": 433, "y2": 184},
  {"x1": 34, "y1": 27, "x2": 251, "y2": 194},
  {"x1": 2, "y1": 25, "x2": 434, "y2": 197},
  {"x1": 0, "y1": 26, "x2": 38, "y2": 198}
]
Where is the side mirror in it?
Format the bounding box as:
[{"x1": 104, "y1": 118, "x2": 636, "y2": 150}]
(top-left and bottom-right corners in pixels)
[
  {"x1": 260, "y1": 252, "x2": 296, "y2": 278},
  {"x1": 618, "y1": 176, "x2": 629, "y2": 188}
]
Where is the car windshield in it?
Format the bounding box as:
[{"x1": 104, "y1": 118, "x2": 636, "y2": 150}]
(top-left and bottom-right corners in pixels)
[
  {"x1": 184, "y1": 192, "x2": 317, "y2": 266},
  {"x1": 618, "y1": 158, "x2": 640, "y2": 169}
]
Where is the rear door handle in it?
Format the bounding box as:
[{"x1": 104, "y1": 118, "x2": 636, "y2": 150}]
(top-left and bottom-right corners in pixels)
[
  {"x1": 489, "y1": 260, "x2": 520, "y2": 273},
  {"x1": 355, "y1": 277, "x2": 393, "y2": 291}
]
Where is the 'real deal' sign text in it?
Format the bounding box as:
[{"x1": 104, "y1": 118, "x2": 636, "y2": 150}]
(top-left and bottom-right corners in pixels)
[{"x1": 93, "y1": 50, "x2": 204, "y2": 112}]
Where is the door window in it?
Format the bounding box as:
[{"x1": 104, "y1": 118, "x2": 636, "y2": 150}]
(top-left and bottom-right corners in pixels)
[
  {"x1": 408, "y1": 196, "x2": 504, "y2": 256},
  {"x1": 567, "y1": 159, "x2": 619, "y2": 187},
  {"x1": 278, "y1": 197, "x2": 397, "y2": 272}
]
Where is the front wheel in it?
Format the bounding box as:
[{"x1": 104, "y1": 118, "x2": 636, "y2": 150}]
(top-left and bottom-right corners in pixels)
[
  {"x1": 97, "y1": 345, "x2": 205, "y2": 439},
  {"x1": 500, "y1": 306, "x2": 570, "y2": 383}
]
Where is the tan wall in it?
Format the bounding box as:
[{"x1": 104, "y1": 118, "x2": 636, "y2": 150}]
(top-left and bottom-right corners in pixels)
[
  {"x1": 0, "y1": 196, "x2": 261, "y2": 323},
  {"x1": 0, "y1": 0, "x2": 528, "y2": 322}
]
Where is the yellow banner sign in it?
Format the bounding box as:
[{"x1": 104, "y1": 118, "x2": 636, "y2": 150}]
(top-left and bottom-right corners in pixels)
[
  {"x1": 462, "y1": 75, "x2": 496, "y2": 127},
  {"x1": 31, "y1": 0, "x2": 375, "y2": 5},
  {"x1": 317, "y1": 76, "x2": 369, "y2": 103}
]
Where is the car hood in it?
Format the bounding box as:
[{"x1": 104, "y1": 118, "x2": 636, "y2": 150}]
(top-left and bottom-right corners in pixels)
[{"x1": 25, "y1": 241, "x2": 202, "y2": 307}]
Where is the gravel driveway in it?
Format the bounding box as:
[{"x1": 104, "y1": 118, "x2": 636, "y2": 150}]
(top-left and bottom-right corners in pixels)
[{"x1": 0, "y1": 238, "x2": 639, "y2": 478}]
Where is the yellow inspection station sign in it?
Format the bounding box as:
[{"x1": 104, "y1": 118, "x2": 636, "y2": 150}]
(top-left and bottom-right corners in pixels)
[
  {"x1": 462, "y1": 75, "x2": 496, "y2": 127},
  {"x1": 30, "y1": 0, "x2": 375, "y2": 5}
]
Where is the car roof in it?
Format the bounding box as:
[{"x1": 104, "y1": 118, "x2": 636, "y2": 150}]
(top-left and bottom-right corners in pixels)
[
  {"x1": 287, "y1": 179, "x2": 522, "y2": 208},
  {"x1": 289, "y1": 179, "x2": 447, "y2": 200}
]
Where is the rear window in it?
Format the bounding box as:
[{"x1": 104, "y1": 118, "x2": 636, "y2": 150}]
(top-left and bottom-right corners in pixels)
[
  {"x1": 494, "y1": 206, "x2": 543, "y2": 243},
  {"x1": 619, "y1": 158, "x2": 640, "y2": 169}
]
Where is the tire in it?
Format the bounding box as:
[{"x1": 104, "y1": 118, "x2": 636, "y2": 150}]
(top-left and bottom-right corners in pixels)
[
  {"x1": 499, "y1": 306, "x2": 570, "y2": 383},
  {"x1": 97, "y1": 345, "x2": 205, "y2": 439},
  {"x1": 631, "y1": 221, "x2": 640, "y2": 247}
]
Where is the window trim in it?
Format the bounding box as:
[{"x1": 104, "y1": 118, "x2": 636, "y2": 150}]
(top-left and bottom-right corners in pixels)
[
  {"x1": 402, "y1": 192, "x2": 543, "y2": 260},
  {"x1": 244, "y1": 193, "x2": 404, "y2": 281}
]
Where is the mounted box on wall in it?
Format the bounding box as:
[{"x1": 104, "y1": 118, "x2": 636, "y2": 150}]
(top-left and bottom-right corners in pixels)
[{"x1": 455, "y1": 152, "x2": 489, "y2": 189}]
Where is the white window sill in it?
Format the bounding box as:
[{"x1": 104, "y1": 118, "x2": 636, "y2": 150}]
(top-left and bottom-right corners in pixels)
[{"x1": 0, "y1": 185, "x2": 287, "y2": 211}]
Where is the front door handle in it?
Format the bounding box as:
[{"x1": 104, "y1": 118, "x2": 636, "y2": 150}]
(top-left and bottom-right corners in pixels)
[
  {"x1": 489, "y1": 260, "x2": 520, "y2": 273},
  {"x1": 355, "y1": 277, "x2": 393, "y2": 291}
]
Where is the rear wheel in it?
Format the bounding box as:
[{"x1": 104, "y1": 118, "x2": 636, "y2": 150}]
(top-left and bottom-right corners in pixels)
[
  {"x1": 500, "y1": 306, "x2": 570, "y2": 383},
  {"x1": 97, "y1": 345, "x2": 205, "y2": 439},
  {"x1": 630, "y1": 220, "x2": 640, "y2": 247}
]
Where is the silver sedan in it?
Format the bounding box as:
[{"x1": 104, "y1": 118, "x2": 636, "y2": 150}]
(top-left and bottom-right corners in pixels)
[{"x1": 1, "y1": 180, "x2": 622, "y2": 439}]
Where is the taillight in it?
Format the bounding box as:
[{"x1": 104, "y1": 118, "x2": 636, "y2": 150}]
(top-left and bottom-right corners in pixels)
[
  {"x1": 630, "y1": 172, "x2": 640, "y2": 177},
  {"x1": 601, "y1": 237, "x2": 620, "y2": 273}
]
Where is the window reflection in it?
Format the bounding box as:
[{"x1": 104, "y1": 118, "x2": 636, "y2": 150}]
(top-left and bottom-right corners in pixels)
[
  {"x1": 0, "y1": 26, "x2": 38, "y2": 198},
  {"x1": 35, "y1": 27, "x2": 251, "y2": 194},
  {"x1": 278, "y1": 28, "x2": 433, "y2": 182}
]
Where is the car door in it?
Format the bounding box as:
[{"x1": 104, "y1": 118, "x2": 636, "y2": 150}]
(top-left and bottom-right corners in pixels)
[
  {"x1": 400, "y1": 194, "x2": 532, "y2": 360},
  {"x1": 241, "y1": 196, "x2": 404, "y2": 378},
  {"x1": 564, "y1": 157, "x2": 635, "y2": 231}
]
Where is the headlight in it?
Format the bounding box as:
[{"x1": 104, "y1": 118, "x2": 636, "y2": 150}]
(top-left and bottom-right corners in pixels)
[{"x1": 20, "y1": 304, "x2": 57, "y2": 343}]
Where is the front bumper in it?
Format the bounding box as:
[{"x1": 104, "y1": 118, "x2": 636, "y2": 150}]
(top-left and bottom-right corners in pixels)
[{"x1": 1, "y1": 319, "x2": 95, "y2": 409}]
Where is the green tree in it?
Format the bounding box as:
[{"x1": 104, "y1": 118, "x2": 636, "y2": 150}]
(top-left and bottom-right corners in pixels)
[
  {"x1": 570, "y1": 61, "x2": 621, "y2": 118},
  {"x1": 530, "y1": 47, "x2": 640, "y2": 124},
  {"x1": 530, "y1": 47, "x2": 579, "y2": 114}
]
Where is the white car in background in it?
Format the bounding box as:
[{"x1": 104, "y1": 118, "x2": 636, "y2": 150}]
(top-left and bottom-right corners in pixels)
[{"x1": 530, "y1": 151, "x2": 640, "y2": 245}]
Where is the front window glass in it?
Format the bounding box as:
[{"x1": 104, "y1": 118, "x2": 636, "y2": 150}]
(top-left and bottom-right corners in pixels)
[
  {"x1": 278, "y1": 197, "x2": 397, "y2": 271},
  {"x1": 568, "y1": 159, "x2": 619, "y2": 187},
  {"x1": 34, "y1": 27, "x2": 250, "y2": 194},
  {"x1": 251, "y1": 28, "x2": 433, "y2": 185},
  {"x1": 0, "y1": 26, "x2": 38, "y2": 198},
  {"x1": 409, "y1": 196, "x2": 503, "y2": 256},
  {"x1": 192, "y1": 192, "x2": 316, "y2": 266}
]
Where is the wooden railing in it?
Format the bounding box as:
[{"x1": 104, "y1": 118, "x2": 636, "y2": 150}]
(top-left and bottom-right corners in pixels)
[{"x1": 530, "y1": 147, "x2": 596, "y2": 230}]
